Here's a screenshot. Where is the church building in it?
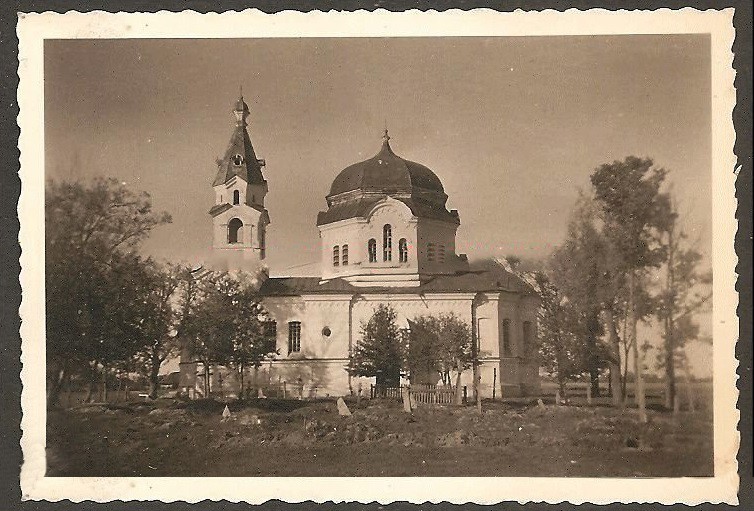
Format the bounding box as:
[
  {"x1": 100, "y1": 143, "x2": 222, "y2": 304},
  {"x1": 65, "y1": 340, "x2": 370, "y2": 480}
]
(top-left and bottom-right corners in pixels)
[{"x1": 181, "y1": 95, "x2": 540, "y2": 399}]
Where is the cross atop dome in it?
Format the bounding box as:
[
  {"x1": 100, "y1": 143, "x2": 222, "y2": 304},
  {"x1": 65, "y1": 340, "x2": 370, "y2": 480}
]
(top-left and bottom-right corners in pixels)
[{"x1": 382, "y1": 128, "x2": 390, "y2": 143}]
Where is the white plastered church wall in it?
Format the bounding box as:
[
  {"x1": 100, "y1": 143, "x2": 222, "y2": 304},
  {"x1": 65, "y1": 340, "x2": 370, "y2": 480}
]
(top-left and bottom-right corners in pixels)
[{"x1": 260, "y1": 295, "x2": 354, "y2": 397}]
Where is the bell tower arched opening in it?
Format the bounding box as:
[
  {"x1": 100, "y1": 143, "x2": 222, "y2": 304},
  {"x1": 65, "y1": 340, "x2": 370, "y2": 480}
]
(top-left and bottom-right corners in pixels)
[{"x1": 228, "y1": 218, "x2": 243, "y2": 244}]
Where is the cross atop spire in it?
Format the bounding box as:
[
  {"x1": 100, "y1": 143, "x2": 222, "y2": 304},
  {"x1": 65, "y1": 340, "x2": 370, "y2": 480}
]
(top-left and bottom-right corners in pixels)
[
  {"x1": 233, "y1": 92, "x2": 250, "y2": 127},
  {"x1": 382, "y1": 128, "x2": 390, "y2": 143}
]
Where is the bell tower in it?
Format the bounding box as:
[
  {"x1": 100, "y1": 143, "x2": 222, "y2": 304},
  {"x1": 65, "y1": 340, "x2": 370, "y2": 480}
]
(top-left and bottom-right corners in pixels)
[{"x1": 208, "y1": 93, "x2": 270, "y2": 270}]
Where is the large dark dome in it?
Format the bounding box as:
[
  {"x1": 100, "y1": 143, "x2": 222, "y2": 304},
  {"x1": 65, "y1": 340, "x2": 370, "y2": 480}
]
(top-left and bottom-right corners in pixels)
[{"x1": 328, "y1": 134, "x2": 444, "y2": 197}]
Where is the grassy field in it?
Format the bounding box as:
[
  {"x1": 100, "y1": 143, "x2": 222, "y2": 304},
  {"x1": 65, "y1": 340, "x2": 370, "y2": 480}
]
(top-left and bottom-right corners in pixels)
[{"x1": 47, "y1": 386, "x2": 714, "y2": 478}]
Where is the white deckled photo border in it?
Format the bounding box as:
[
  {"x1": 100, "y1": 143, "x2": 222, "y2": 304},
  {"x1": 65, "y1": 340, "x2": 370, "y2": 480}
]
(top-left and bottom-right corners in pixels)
[{"x1": 17, "y1": 8, "x2": 739, "y2": 505}]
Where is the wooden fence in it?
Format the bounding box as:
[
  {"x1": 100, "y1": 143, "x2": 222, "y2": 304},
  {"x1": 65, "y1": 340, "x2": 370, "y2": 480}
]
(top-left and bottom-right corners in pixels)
[
  {"x1": 370, "y1": 384, "x2": 467, "y2": 405},
  {"x1": 370, "y1": 384, "x2": 405, "y2": 399}
]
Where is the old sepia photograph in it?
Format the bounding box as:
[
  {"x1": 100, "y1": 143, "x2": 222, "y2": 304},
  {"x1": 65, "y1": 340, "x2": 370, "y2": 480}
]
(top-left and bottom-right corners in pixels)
[{"x1": 17, "y1": 8, "x2": 739, "y2": 506}]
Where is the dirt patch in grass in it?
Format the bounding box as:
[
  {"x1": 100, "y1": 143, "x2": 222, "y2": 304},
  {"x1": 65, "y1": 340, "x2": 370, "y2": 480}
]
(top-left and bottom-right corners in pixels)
[{"x1": 47, "y1": 397, "x2": 713, "y2": 477}]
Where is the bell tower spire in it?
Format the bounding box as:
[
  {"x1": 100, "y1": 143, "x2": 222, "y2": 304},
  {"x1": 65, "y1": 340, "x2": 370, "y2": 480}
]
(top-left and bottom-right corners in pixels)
[{"x1": 208, "y1": 93, "x2": 270, "y2": 271}]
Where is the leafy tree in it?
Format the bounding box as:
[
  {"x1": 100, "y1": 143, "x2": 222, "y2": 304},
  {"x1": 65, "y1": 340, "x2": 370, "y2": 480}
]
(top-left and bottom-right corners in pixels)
[
  {"x1": 180, "y1": 270, "x2": 271, "y2": 396},
  {"x1": 654, "y1": 204, "x2": 712, "y2": 409},
  {"x1": 181, "y1": 272, "x2": 237, "y2": 395},
  {"x1": 616, "y1": 271, "x2": 656, "y2": 400},
  {"x1": 46, "y1": 177, "x2": 172, "y2": 261},
  {"x1": 533, "y1": 271, "x2": 585, "y2": 398},
  {"x1": 132, "y1": 261, "x2": 182, "y2": 398},
  {"x1": 550, "y1": 196, "x2": 616, "y2": 399},
  {"x1": 45, "y1": 177, "x2": 171, "y2": 406},
  {"x1": 406, "y1": 316, "x2": 441, "y2": 384},
  {"x1": 591, "y1": 156, "x2": 672, "y2": 421},
  {"x1": 348, "y1": 304, "x2": 405, "y2": 386},
  {"x1": 435, "y1": 313, "x2": 473, "y2": 385},
  {"x1": 406, "y1": 313, "x2": 472, "y2": 388},
  {"x1": 225, "y1": 273, "x2": 272, "y2": 395}
]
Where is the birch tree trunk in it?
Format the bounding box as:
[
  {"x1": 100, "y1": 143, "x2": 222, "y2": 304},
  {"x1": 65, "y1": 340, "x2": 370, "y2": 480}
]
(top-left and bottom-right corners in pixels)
[
  {"x1": 664, "y1": 224, "x2": 677, "y2": 410},
  {"x1": 629, "y1": 271, "x2": 647, "y2": 422},
  {"x1": 603, "y1": 309, "x2": 623, "y2": 407},
  {"x1": 453, "y1": 359, "x2": 463, "y2": 405}
]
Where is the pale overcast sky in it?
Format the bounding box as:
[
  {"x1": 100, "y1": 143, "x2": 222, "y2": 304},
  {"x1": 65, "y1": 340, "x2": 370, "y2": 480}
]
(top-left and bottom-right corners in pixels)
[
  {"x1": 45, "y1": 35, "x2": 711, "y2": 276},
  {"x1": 45, "y1": 36, "x2": 713, "y2": 377}
]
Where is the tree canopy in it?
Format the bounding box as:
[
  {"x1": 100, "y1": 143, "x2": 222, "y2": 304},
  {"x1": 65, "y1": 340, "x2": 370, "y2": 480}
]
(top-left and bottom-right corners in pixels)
[
  {"x1": 46, "y1": 178, "x2": 172, "y2": 405},
  {"x1": 348, "y1": 304, "x2": 405, "y2": 386}
]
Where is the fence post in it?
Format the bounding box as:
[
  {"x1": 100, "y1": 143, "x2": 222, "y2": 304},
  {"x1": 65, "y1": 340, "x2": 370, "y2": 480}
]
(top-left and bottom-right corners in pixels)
[
  {"x1": 492, "y1": 368, "x2": 497, "y2": 401},
  {"x1": 586, "y1": 382, "x2": 592, "y2": 406}
]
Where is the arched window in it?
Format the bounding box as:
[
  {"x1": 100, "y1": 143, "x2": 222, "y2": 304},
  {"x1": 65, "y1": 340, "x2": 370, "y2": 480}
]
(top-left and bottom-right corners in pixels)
[
  {"x1": 398, "y1": 238, "x2": 408, "y2": 263},
  {"x1": 502, "y1": 319, "x2": 512, "y2": 357},
  {"x1": 233, "y1": 190, "x2": 240, "y2": 205},
  {"x1": 438, "y1": 244, "x2": 446, "y2": 263},
  {"x1": 427, "y1": 243, "x2": 435, "y2": 262},
  {"x1": 368, "y1": 239, "x2": 377, "y2": 263},
  {"x1": 228, "y1": 218, "x2": 243, "y2": 244},
  {"x1": 332, "y1": 246, "x2": 340, "y2": 266},
  {"x1": 342, "y1": 244, "x2": 349, "y2": 266},
  {"x1": 522, "y1": 321, "x2": 533, "y2": 357},
  {"x1": 383, "y1": 224, "x2": 392, "y2": 261}
]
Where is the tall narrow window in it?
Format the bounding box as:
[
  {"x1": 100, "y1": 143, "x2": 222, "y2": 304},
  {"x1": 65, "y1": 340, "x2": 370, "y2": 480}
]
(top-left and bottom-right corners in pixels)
[
  {"x1": 398, "y1": 238, "x2": 408, "y2": 263},
  {"x1": 228, "y1": 218, "x2": 243, "y2": 244},
  {"x1": 438, "y1": 244, "x2": 446, "y2": 263},
  {"x1": 368, "y1": 238, "x2": 377, "y2": 263},
  {"x1": 502, "y1": 319, "x2": 512, "y2": 357},
  {"x1": 332, "y1": 246, "x2": 340, "y2": 266},
  {"x1": 342, "y1": 244, "x2": 349, "y2": 266},
  {"x1": 427, "y1": 243, "x2": 435, "y2": 262},
  {"x1": 522, "y1": 321, "x2": 533, "y2": 357},
  {"x1": 288, "y1": 321, "x2": 301, "y2": 354},
  {"x1": 263, "y1": 321, "x2": 277, "y2": 353},
  {"x1": 258, "y1": 225, "x2": 266, "y2": 259},
  {"x1": 383, "y1": 224, "x2": 392, "y2": 261},
  {"x1": 233, "y1": 190, "x2": 240, "y2": 205}
]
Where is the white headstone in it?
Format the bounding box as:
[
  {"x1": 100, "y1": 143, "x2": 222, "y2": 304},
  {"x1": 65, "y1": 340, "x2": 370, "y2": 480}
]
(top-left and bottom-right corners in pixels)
[
  {"x1": 222, "y1": 404, "x2": 231, "y2": 419},
  {"x1": 258, "y1": 387, "x2": 267, "y2": 399},
  {"x1": 336, "y1": 397, "x2": 351, "y2": 416}
]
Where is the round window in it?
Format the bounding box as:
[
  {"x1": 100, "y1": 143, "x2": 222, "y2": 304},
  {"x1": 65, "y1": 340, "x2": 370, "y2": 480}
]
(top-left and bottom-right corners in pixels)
[{"x1": 322, "y1": 327, "x2": 332, "y2": 337}]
